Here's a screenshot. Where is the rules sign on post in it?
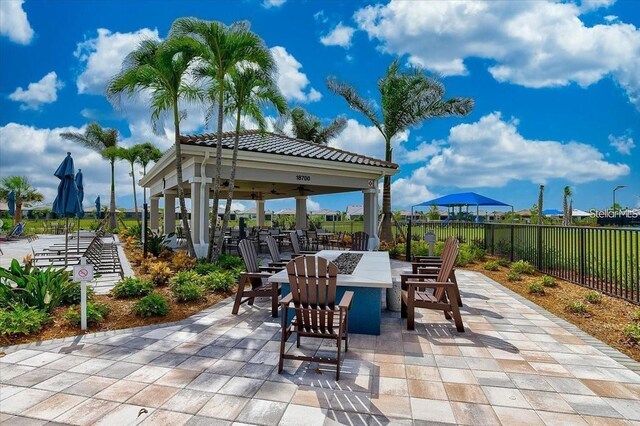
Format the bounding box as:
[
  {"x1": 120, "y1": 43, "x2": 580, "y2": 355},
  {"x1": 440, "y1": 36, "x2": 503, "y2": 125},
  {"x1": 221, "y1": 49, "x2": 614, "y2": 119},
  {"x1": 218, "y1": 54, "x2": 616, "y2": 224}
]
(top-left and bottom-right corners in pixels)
[{"x1": 73, "y1": 263, "x2": 94, "y2": 282}]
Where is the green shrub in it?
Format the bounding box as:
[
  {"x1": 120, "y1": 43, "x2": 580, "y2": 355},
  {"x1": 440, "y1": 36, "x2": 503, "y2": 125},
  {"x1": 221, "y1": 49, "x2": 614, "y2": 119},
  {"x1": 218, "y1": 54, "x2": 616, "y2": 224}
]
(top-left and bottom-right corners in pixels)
[
  {"x1": 634, "y1": 309, "x2": 640, "y2": 321},
  {"x1": 133, "y1": 294, "x2": 169, "y2": 317},
  {"x1": 0, "y1": 304, "x2": 49, "y2": 336},
  {"x1": 148, "y1": 231, "x2": 172, "y2": 257},
  {"x1": 170, "y1": 271, "x2": 202, "y2": 287},
  {"x1": 496, "y1": 258, "x2": 510, "y2": 267},
  {"x1": 510, "y1": 260, "x2": 535, "y2": 275},
  {"x1": 624, "y1": 323, "x2": 640, "y2": 343},
  {"x1": 194, "y1": 261, "x2": 220, "y2": 276},
  {"x1": 203, "y1": 271, "x2": 236, "y2": 292},
  {"x1": 528, "y1": 283, "x2": 545, "y2": 295},
  {"x1": 540, "y1": 275, "x2": 557, "y2": 288},
  {"x1": 566, "y1": 301, "x2": 588, "y2": 314},
  {"x1": 0, "y1": 259, "x2": 69, "y2": 313},
  {"x1": 111, "y1": 277, "x2": 153, "y2": 299},
  {"x1": 216, "y1": 254, "x2": 244, "y2": 271},
  {"x1": 61, "y1": 281, "x2": 95, "y2": 305},
  {"x1": 64, "y1": 302, "x2": 110, "y2": 325},
  {"x1": 148, "y1": 261, "x2": 171, "y2": 286},
  {"x1": 484, "y1": 261, "x2": 500, "y2": 271},
  {"x1": 507, "y1": 271, "x2": 522, "y2": 281},
  {"x1": 171, "y1": 281, "x2": 204, "y2": 302},
  {"x1": 123, "y1": 224, "x2": 143, "y2": 240},
  {"x1": 584, "y1": 291, "x2": 602, "y2": 304}
]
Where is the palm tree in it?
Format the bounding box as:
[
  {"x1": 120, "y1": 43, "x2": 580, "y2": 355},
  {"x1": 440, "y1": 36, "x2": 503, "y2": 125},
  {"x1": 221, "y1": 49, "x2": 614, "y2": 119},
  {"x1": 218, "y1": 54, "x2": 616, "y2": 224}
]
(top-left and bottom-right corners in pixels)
[
  {"x1": 117, "y1": 147, "x2": 142, "y2": 223},
  {"x1": 327, "y1": 60, "x2": 474, "y2": 242},
  {"x1": 562, "y1": 186, "x2": 573, "y2": 226},
  {"x1": 0, "y1": 176, "x2": 44, "y2": 223},
  {"x1": 135, "y1": 142, "x2": 163, "y2": 207},
  {"x1": 170, "y1": 18, "x2": 274, "y2": 262},
  {"x1": 106, "y1": 35, "x2": 202, "y2": 257},
  {"x1": 537, "y1": 185, "x2": 545, "y2": 225},
  {"x1": 61, "y1": 122, "x2": 119, "y2": 229},
  {"x1": 215, "y1": 67, "x2": 287, "y2": 253},
  {"x1": 274, "y1": 106, "x2": 346, "y2": 144}
]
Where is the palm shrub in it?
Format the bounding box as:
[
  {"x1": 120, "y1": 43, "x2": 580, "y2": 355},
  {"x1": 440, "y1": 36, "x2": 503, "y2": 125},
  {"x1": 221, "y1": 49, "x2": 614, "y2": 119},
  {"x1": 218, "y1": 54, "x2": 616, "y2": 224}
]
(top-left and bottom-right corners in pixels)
[
  {"x1": 0, "y1": 260, "x2": 69, "y2": 313},
  {"x1": 64, "y1": 302, "x2": 110, "y2": 326},
  {"x1": 148, "y1": 231, "x2": 172, "y2": 257},
  {"x1": 112, "y1": 277, "x2": 153, "y2": 299},
  {"x1": 202, "y1": 271, "x2": 235, "y2": 292},
  {"x1": 0, "y1": 304, "x2": 49, "y2": 336},
  {"x1": 484, "y1": 261, "x2": 500, "y2": 271},
  {"x1": 133, "y1": 294, "x2": 169, "y2": 317},
  {"x1": 510, "y1": 260, "x2": 535, "y2": 275}
]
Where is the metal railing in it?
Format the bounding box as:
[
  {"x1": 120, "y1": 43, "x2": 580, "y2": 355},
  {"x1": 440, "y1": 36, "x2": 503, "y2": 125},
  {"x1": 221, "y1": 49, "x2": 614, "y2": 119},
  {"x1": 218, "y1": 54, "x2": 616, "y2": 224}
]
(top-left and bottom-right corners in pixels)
[{"x1": 406, "y1": 221, "x2": 640, "y2": 304}]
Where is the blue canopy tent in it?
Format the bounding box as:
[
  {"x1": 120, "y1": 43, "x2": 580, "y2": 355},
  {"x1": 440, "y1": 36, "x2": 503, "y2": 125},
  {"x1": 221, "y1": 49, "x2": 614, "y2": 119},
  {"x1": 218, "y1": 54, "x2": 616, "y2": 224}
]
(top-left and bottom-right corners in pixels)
[
  {"x1": 542, "y1": 208, "x2": 563, "y2": 216},
  {"x1": 412, "y1": 192, "x2": 513, "y2": 223},
  {"x1": 52, "y1": 153, "x2": 82, "y2": 266}
]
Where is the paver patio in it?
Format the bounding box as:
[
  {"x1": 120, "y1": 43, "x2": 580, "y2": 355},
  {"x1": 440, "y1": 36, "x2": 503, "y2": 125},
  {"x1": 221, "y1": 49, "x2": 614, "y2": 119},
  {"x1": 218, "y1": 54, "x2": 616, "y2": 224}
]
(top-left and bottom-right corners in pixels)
[{"x1": 1, "y1": 268, "x2": 639, "y2": 425}]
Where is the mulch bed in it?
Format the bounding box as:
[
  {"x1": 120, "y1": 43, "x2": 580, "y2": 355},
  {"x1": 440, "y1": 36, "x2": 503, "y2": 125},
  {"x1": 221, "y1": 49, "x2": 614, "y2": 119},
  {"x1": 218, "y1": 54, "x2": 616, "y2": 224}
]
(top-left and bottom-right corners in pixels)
[{"x1": 462, "y1": 257, "x2": 640, "y2": 362}]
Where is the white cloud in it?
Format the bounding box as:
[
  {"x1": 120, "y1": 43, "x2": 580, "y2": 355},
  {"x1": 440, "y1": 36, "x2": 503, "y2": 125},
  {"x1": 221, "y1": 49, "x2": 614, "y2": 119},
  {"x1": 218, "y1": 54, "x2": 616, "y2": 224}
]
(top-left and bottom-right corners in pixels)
[
  {"x1": 578, "y1": 0, "x2": 616, "y2": 12},
  {"x1": 320, "y1": 22, "x2": 356, "y2": 48},
  {"x1": 391, "y1": 178, "x2": 437, "y2": 208},
  {"x1": 608, "y1": 133, "x2": 636, "y2": 155},
  {"x1": 0, "y1": 123, "x2": 139, "y2": 207},
  {"x1": 271, "y1": 46, "x2": 322, "y2": 103},
  {"x1": 75, "y1": 28, "x2": 160, "y2": 95},
  {"x1": 399, "y1": 112, "x2": 629, "y2": 191},
  {"x1": 9, "y1": 72, "x2": 64, "y2": 110},
  {"x1": 0, "y1": 0, "x2": 34, "y2": 44},
  {"x1": 354, "y1": 0, "x2": 640, "y2": 108},
  {"x1": 329, "y1": 118, "x2": 408, "y2": 161},
  {"x1": 263, "y1": 0, "x2": 286, "y2": 8},
  {"x1": 307, "y1": 198, "x2": 320, "y2": 211}
]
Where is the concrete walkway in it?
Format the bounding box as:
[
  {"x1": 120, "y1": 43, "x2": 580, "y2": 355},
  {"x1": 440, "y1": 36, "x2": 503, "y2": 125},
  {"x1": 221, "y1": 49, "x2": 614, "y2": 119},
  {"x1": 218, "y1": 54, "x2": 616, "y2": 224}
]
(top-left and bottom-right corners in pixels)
[{"x1": 1, "y1": 270, "x2": 639, "y2": 425}]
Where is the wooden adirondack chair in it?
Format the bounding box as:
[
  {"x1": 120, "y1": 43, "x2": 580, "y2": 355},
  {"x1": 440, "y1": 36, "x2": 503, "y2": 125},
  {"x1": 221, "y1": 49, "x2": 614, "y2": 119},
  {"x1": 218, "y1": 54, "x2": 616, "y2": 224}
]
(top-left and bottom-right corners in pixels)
[
  {"x1": 350, "y1": 231, "x2": 369, "y2": 251},
  {"x1": 289, "y1": 231, "x2": 317, "y2": 258},
  {"x1": 411, "y1": 237, "x2": 462, "y2": 307},
  {"x1": 278, "y1": 256, "x2": 353, "y2": 380},
  {"x1": 266, "y1": 235, "x2": 288, "y2": 267},
  {"x1": 401, "y1": 241, "x2": 464, "y2": 332},
  {"x1": 233, "y1": 239, "x2": 283, "y2": 317}
]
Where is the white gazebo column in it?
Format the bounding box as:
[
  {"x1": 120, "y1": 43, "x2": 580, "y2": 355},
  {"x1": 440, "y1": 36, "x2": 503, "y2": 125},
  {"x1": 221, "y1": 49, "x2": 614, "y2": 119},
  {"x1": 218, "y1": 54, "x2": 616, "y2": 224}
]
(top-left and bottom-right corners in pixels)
[
  {"x1": 295, "y1": 196, "x2": 308, "y2": 229},
  {"x1": 163, "y1": 191, "x2": 176, "y2": 235},
  {"x1": 199, "y1": 182, "x2": 210, "y2": 249},
  {"x1": 190, "y1": 181, "x2": 201, "y2": 245},
  {"x1": 363, "y1": 188, "x2": 379, "y2": 250},
  {"x1": 150, "y1": 196, "x2": 159, "y2": 232},
  {"x1": 256, "y1": 200, "x2": 265, "y2": 227}
]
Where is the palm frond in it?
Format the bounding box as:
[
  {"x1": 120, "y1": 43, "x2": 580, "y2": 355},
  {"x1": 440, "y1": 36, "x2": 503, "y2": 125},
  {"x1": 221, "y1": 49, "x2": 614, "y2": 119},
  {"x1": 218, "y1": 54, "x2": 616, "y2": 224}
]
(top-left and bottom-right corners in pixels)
[{"x1": 326, "y1": 77, "x2": 381, "y2": 132}]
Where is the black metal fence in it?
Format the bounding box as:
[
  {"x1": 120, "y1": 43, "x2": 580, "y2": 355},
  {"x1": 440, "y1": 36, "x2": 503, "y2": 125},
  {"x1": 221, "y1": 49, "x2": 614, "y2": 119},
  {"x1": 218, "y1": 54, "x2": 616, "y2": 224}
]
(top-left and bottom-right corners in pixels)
[{"x1": 407, "y1": 221, "x2": 640, "y2": 304}]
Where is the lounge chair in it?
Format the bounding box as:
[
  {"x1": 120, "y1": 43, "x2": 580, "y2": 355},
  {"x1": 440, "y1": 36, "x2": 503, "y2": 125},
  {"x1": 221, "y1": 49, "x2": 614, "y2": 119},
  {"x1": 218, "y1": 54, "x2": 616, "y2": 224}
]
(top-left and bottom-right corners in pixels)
[{"x1": 350, "y1": 231, "x2": 368, "y2": 251}]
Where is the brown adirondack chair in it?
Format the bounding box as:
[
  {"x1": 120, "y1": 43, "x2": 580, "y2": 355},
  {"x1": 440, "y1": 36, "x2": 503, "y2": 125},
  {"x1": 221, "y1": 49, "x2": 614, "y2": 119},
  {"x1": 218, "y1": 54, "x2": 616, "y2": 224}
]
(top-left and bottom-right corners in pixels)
[
  {"x1": 232, "y1": 239, "x2": 283, "y2": 317},
  {"x1": 401, "y1": 241, "x2": 464, "y2": 332},
  {"x1": 278, "y1": 256, "x2": 353, "y2": 380},
  {"x1": 411, "y1": 237, "x2": 462, "y2": 307},
  {"x1": 289, "y1": 231, "x2": 317, "y2": 258},
  {"x1": 350, "y1": 231, "x2": 369, "y2": 251}
]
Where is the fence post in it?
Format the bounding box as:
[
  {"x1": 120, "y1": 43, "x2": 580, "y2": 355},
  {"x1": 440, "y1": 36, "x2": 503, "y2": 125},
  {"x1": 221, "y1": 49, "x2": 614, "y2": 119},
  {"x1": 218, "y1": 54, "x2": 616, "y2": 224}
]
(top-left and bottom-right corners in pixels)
[
  {"x1": 490, "y1": 224, "x2": 495, "y2": 255},
  {"x1": 406, "y1": 219, "x2": 412, "y2": 261},
  {"x1": 579, "y1": 227, "x2": 586, "y2": 285},
  {"x1": 537, "y1": 225, "x2": 543, "y2": 270},
  {"x1": 510, "y1": 224, "x2": 514, "y2": 262}
]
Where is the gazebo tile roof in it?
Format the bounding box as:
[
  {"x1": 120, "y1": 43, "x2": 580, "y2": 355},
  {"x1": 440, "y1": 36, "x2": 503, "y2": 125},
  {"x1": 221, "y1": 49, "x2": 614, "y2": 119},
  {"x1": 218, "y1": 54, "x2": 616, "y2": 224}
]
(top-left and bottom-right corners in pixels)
[{"x1": 180, "y1": 130, "x2": 398, "y2": 169}]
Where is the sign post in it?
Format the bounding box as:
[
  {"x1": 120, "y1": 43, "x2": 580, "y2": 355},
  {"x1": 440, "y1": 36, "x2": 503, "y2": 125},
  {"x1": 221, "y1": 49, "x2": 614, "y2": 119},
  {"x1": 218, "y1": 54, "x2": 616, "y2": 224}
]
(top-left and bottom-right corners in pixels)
[
  {"x1": 73, "y1": 257, "x2": 94, "y2": 330},
  {"x1": 425, "y1": 231, "x2": 437, "y2": 256}
]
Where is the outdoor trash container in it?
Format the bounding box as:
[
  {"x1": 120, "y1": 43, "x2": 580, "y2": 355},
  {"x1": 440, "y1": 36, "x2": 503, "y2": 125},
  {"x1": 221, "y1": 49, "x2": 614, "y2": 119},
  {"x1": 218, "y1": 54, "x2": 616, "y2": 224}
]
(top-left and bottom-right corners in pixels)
[{"x1": 386, "y1": 278, "x2": 402, "y2": 312}]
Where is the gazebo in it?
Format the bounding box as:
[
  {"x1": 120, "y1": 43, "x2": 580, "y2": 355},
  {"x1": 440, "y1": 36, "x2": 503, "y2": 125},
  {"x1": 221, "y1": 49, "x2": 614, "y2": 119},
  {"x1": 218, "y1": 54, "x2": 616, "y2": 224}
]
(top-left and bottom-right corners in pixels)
[
  {"x1": 140, "y1": 130, "x2": 398, "y2": 256},
  {"x1": 413, "y1": 192, "x2": 513, "y2": 221}
]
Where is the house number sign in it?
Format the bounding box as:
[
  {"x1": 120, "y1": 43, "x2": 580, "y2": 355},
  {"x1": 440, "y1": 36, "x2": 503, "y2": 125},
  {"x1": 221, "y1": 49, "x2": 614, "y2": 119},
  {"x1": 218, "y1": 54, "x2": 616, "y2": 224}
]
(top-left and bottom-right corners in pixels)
[{"x1": 296, "y1": 175, "x2": 311, "y2": 181}]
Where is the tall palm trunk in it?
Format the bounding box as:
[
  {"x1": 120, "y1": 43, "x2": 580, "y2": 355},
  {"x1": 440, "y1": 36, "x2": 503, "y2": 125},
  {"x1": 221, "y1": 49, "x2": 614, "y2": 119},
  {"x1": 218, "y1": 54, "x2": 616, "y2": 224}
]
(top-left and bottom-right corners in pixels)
[
  {"x1": 379, "y1": 138, "x2": 393, "y2": 242},
  {"x1": 207, "y1": 90, "x2": 225, "y2": 261},
  {"x1": 537, "y1": 185, "x2": 544, "y2": 225},
  {"x1": 15, "y1": 203, "x2": 23, "y2": 223},
  {"x1": 568, "y1": 199, "x2": 573, "y2": 226},
  {"x1": 217, "y1": 109, "x2": 242, "y2": 252},
  {"x1": 109, "y1": 159, "x2": 117, "y2": 229},
  {"x1": 173, "y1": 98, "x2": 196, "y2": 257},
  {"x1": 562, "y1": 192, "x2": 569, "y2": 226},
  {"x1": 130, "y1": 161, "x2": 140, "y2": 224}
]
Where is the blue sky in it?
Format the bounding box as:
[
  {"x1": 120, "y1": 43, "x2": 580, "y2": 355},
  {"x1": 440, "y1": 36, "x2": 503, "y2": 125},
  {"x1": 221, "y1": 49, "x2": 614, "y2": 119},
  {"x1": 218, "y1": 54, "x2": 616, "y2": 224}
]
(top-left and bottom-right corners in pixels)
[{"x1": 1, "y1": 0, "x2": 639, "y2": 214}]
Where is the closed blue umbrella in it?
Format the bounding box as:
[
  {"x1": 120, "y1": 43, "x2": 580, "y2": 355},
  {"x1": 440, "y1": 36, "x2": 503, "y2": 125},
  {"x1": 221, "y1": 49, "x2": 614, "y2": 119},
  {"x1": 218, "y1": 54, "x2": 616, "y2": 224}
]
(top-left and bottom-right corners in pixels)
[
  {"x1": 95, "y1": 196, "x2": 101, "y2": 220},
  {"x1": 74, "y1": 169, "x2": 85, "y2": 251},
  {"x1": 52, "y1": 152, "x2": 82, "y2": 266},
  {"x1": 7, "y1": 190, "x2": 15, "y2": 217}
]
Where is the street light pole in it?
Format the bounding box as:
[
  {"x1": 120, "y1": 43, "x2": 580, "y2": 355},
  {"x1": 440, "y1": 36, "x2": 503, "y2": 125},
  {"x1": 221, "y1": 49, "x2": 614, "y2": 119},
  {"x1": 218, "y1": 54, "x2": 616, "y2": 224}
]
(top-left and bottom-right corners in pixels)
[{"x1": 613, "y1": 185, "x2": 627, "y2": 210}]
